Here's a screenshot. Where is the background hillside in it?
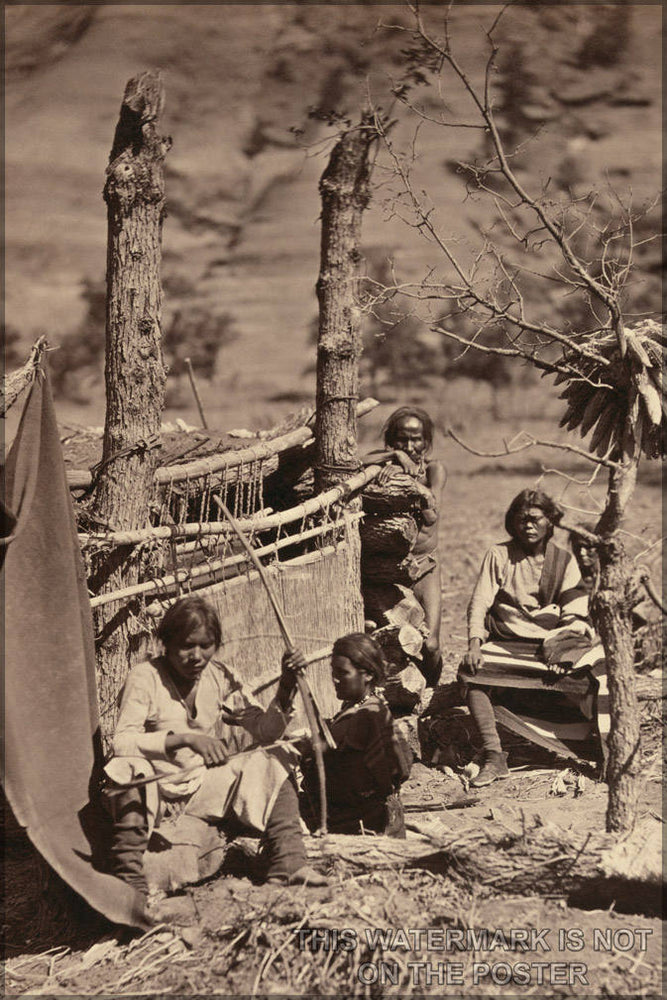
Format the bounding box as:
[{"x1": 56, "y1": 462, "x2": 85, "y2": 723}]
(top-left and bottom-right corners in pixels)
[{"x1": 4, "y1": 1, "x2": 662, "y2": 434}]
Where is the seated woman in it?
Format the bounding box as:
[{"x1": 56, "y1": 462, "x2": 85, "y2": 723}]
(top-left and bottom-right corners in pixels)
[
  {"x1": 460, "y1": 489, "x2": 591, "y2": 787},
  {"x1": 295, "y1": 633, "x2": 412, "y2": 836},
  {"x1": 104, "y1": 595, "x2": 326, "y2": 902}
]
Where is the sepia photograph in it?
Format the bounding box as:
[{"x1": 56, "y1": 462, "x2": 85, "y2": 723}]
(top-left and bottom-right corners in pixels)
[{"x1": 2, "y1": 1, "x2": 663, "y2": 996}]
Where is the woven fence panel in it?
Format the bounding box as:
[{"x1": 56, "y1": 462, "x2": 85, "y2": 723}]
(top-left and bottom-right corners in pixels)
[{"x1": 195, "y1": 527, "x2": 363, "y2": 744}]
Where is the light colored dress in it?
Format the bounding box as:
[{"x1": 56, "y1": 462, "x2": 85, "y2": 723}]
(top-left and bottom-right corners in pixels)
[
  {"x1": 105, "y1": 656, "x2": 297, "y2": 835},
  {"x1": 467, "y1": 539, "x2": 589, "y2": 643}
]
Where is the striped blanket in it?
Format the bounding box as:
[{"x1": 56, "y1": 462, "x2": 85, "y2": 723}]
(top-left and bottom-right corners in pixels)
[{"x1": 459, "y1": 638, "x2": 609, "y2": 762}]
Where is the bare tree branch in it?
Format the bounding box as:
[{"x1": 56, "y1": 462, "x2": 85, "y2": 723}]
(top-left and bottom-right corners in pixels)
[
  {"x1": 373, "y1": 113, "x2": 614, "y2": 368},
  {"x1": 538, "y1": 463, "x2": 605, "y2": 490},
  {"x1": 434, "y1": 325, "x2": 614, "y2": 387},
  {"x1": 447, "y1": 427, "x2": 621, "y2": 470},
  {"x1": 405, "y1": 4, "x2": 630, "y2": 356},
  {"x1": 639, "y1": 572, "x2": 667, "y2": 616}
]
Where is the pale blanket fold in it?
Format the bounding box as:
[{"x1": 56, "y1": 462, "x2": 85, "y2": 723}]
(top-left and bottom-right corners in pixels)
[{"x1": 462, "y1": 638, "x2": 609, "y2": 747}]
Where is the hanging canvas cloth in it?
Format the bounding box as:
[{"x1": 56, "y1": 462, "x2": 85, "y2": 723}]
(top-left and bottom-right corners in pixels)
[{"x1": 1, "y1": 369, "x2": 148, "y2": 929}]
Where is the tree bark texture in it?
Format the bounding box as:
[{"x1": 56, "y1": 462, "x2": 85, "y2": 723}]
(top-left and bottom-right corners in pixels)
[
  {"x1": 90, "y1": 71, "x2": 170, "y2": 746},
  {"x1": 593, "y1": 459, "x2": 641, "y2": 834},
  {"x1": 592, "y1": 539, "x2": 641, "y2": 834},
  {"x1": 315, "y1": 115, "x2": 376, "y2": 493},
  {"x1": 597, "y1": 454, "x2": 639, "y2": 539}
]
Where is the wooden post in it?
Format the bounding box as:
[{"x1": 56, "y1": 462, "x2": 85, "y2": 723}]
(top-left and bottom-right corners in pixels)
[
  {"x1": 593, "y1": 541, "x2": 641, "y2": 833},
  {"x1": 314, "y1": 114, "x2": 376, "y2": 493},
  {"x1": 89, "y1": 71, "x2": 170, "y2": 746}
]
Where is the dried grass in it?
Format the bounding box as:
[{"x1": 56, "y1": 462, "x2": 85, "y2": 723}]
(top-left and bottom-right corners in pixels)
[{"x1": 4, "y1": 812, "x2": 662, "y2": 997}]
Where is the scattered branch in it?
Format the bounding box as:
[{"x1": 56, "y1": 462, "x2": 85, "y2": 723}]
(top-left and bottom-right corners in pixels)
[
  {"x1": 538, "y1": 462, "x2": 605, "y2": 490},
  {"x1": 373, "y1": 112, "x2": 615, "y2": 368}
]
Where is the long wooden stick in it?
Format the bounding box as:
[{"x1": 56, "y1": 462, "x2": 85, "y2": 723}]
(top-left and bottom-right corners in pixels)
[
  {"x1": 214, "y1": 497, "x2": 293, "y2": 647},
  {"x1": 184, "y1": 357, "x2": 209, "y2": 429},
  {"x1": 88, "y1": 518, "x2": 363, "y2": 609},
  {"x1": 78, "y1": 467, "x2": 379, "y2": 547},
  {"x1": 212, "y1": 494, "x2": 333, "y2": 834},
  {"x1": 251, "y1": 647, "x2": 332, "y2": 695},
  {"x1": 105, "y1": 739, "x2": 296, "y2": 795}
]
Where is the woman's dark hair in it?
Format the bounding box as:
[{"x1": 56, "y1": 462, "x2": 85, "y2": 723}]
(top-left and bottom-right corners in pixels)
[
  {"x1": 383, "y1": 406, "x2": 434, "y2": 450},
  {"x1": 157, "y1": 595, "x2": 222, "y2": 649},
  {"x1": 332, "y1": 632, "x2": 386, "y2": 686},
  {"x1": 504, "y1": 488, "x2": 563, "y2": 539}
]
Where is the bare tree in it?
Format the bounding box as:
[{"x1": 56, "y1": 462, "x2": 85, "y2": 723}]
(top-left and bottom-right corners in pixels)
[
  {"x1": 89, "y1": 72, "x2": 170, "y2": 747},
  {"x1": 364, "y1": 3, "x2": 663, "y2": 833}
]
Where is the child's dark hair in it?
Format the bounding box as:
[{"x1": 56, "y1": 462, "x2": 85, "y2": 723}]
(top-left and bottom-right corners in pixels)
[
  {"x1": 383, "y1": 406, "x2": 434, "y2": 450},
  {"x1": 332, "y1": 632, "x2": 386, "y2": 686},
  {"x1": 504, "y1": 489, "x2": 563, "y2": 539},
  {"x1": 157, "y1": 595, "x2": 222, "y2": 649}
]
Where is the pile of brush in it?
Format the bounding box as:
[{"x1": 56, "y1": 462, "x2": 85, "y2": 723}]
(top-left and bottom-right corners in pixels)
[{"x1": 304, "y1": 813, "x2": 663, "y2": 910}]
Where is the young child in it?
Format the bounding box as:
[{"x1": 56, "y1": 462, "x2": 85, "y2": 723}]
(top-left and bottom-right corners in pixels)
[
  {"x1": 104, "y1": 595, "x2": 326, "y2": 909},
  {"x1": 295, "y1": 633, "x2": 412, "y2": 836},
  {"x1": 364, "y1": 406, "x2": 447, "y2": 686}
]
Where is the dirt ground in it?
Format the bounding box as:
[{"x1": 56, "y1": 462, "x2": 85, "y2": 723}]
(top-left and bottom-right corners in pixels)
[
  {"x1": 3, "y1": 760, "x2": 663, "y2": 997},
  {"x1": 3, "y1": 394, "x2": 663, "y2": 998}
]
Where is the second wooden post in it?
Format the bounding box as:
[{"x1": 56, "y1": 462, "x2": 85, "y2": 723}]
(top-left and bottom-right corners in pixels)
[{"x1": 314, "y1": 114, "x2": 376, "y2": 492}]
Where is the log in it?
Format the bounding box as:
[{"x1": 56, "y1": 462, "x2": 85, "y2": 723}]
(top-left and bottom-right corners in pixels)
[
  {"x1": 361, "y1": 553, "x2": 414, "y2": 586},
  {"x1": 302, "y1": 816, "x2": 662, "y2": 912},
  {"x1": 67, "y1": 397, "x2": 379, "y2": 490},
  {"x1": 88, "y1": 515, "x2": 362, "y2": 608},
  {"x1": 359, "y1": 512, "x2": 418, "y2": 558},
  {"x1": 78, "y1": 466, "x2": 381, "y2": 547},
  {"x1": 384, "y1": 664, "x2": 427, "y2": 711},
  {"x1": 143, "y1": 815, "x2": 229, "y2": 892},
  {"x1": 373, "y1": 622, "x2": 424, "y2": 668}
]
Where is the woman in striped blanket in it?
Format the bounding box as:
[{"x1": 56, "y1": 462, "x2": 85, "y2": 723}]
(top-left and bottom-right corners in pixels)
[{"x1": 460, "y1": 489, "x2": 592, "y2": 787}]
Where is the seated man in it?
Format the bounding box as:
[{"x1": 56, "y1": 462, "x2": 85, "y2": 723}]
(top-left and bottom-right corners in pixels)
[
  {"x1": 104, "y1": 595, "x2": 326, "y2": 906},
  {"x1": 459, "y1": 489, "x2": 601, "y2": 787}
]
